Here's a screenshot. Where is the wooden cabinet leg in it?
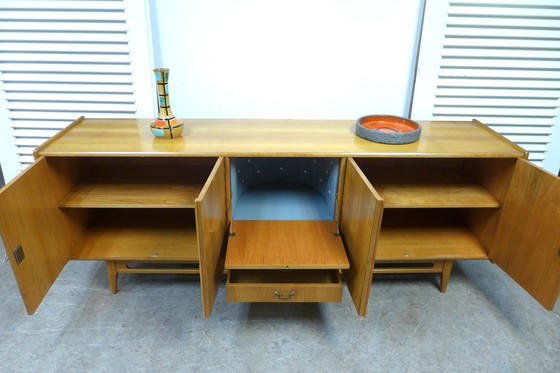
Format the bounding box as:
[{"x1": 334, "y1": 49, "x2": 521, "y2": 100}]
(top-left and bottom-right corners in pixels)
[
  {"x1": 440, "y1": 260, "x2": 454, "y2": 293},
  {"x1": 105, "y1": 261, "x2": 118, "y2": 294}
]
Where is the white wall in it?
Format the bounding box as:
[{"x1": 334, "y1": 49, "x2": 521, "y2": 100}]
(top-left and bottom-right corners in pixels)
[{"x1": 149, "y1": 0, "x2": 424, "y2": 119}]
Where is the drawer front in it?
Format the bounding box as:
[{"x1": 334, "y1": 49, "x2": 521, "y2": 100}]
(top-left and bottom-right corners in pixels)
[{"x1": 226, "y1": 270, "x2": 343, "y2": 303}]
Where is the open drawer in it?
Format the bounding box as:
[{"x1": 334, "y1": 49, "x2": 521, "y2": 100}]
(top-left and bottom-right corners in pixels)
[{"x1": 226, "y1": 270, "x2": 343, "y2": 302}]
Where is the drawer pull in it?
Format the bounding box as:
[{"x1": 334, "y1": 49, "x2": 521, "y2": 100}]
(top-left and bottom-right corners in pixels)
[{"x1": 274, "y1": 290, "x2": 295, "y2": 300}]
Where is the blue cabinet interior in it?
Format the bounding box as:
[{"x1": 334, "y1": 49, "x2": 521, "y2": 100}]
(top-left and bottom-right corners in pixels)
[{"x1": 230, "y1": 157, "x2": 340, "y2": 220}]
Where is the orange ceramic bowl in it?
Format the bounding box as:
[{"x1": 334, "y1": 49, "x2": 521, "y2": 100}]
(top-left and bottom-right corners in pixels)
[{"x1": 355, "y1": 115, "x2": 421, "y2": 144}]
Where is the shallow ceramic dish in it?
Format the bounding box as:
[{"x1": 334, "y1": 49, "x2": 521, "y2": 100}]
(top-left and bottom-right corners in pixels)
[{"x1": 355, "y1": 115, "x2": 421, "y2": 144}]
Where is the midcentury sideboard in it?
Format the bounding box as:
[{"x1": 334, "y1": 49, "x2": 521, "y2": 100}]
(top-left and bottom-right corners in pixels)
[{"x1": 0, "y1": 118, "x2": 558, "y2": 317}]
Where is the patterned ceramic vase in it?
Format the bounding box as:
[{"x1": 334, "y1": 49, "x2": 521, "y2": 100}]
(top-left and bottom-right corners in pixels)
[{"x1": 150, "y1": 68, "x2": 184, "y2": 139}]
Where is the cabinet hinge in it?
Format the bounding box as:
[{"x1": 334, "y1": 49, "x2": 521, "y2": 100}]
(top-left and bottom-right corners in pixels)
[
  {"x1": 229, "y1": 232, "x2": 236, "y2": 237},
  {"x1": 13, "y1": 245, "x2": 25, "y2": 265}
]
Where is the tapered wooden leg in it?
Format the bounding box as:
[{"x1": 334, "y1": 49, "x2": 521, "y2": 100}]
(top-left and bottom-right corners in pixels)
[
  {"x1": 106, "y1": 261, "x2": 118, "y2": 294},
  {"x1": 440, "y1": 260, "x2": 454, "y2": 293}
]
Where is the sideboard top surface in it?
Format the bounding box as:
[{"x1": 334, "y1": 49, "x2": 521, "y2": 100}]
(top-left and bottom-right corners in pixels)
[{"x1": 37, "y1": 118, "x2": 526, "y2": 158}]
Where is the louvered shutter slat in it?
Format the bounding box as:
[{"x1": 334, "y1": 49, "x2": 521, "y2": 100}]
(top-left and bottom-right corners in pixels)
[
  {"x1": 0, "y1": 32, "x2": 129, "y2": 43},
  {"x1": 435, "y1": 98, "x2": 558, "y2": 107},
  {"x1": 2, "y1": 73, "x2": 133, "y2": 83},
  {"x1": 15, "y1": 147, "x2": 35, "y2": 155},
  {"x1": 442, "y1": 60, "x2": 560, "y2": 70},
  {"x1": 431, "y1": 116, "x2": 556, "y2": 126},
  {"x1": 3, "y1": 11, "x2": 126, "y2": 21},
  {"x1": 12, "y1": 129, "x2": 60, "y2": 138},
  {"x1": 443, "y1": 49, "x2": 560, "y2": 59},
  {"x1": 0, "y1": 22, "x2": 128, "y2": 32},
  {"x1": 447, "y1": 17, "x2": 560, "y2": 28},
  {"x1": 11, "y1": 120, "x2": 79, "y2": 129},
  {"x1": 8, "y1": 102, "x2": 136, "y2": 112},
  {"x1": 9, "y1": 112, "x2": 135, "y2": 120},
  {"x1": 3, "y1": 83, "x2": 134, "y2": 93},
  {"x1": 0, "y1": 43, "x2": 129, "y2": 53},
  {"x1": 449, "y1": 6, "x2": 560, "y2": 17},
  {"x1": 440, "y1": 69, "x2": 560, "y2": 80},
  {"x1": 433, "y1": 107, "x2": 557, "y2": 117},
  {"x1": 502, "y1": 134, "x2": 550, "y2": 143},
  {"x1": 0, "y1": 0, "x2": 140, "y2": 170},
  {"x1": 0, "y1": 53, "x2": 131, "y2": 63},
  {"x1": 430, "y1": 1, "x2": 560, "y2": 164},
  {"x1": 5, "y1": 92, "x2": 135, "y2": 103},
  {"x1": 443, "y1": 38, "x2": 560, "y2": 49},
  {"x1": 0, "y1": 1, "x2": 125, "y2": 9},
  {"x1": 0, "y1": 63, "x2": 133, "y2": 74},
  {"x1": 15, "y1": 138, "x2": 49, "y2": 146},
  {"x1": 453, "y1": 0, "x2": 560, "y2": 5},
  {"x1": 436, "y1": 89, "x2": 559, "y2": 99},
  {"x1": 438, "y1": 78, "x2": 560, "y2": 89},
  {"x1": 17, "y1": 155, "x2": 37, "y2": 165},
  {"x1": 446, "y1": 28, "x2": 560, "y2": 39}
]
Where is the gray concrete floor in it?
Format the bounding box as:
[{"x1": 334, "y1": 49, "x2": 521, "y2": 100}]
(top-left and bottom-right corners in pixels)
[{"x1": 0, "y1": 244, "x2": 558, "y2": 372}]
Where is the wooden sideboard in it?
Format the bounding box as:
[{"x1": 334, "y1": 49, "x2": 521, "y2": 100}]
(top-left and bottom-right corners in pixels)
[{"x1": 0, "y1": 117, "x2": 558, "y2": 317}]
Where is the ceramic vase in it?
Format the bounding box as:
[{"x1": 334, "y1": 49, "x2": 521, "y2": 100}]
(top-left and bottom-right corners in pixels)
[{"x1": 150, "y1": 68, "x2": 184, "y2": 139}]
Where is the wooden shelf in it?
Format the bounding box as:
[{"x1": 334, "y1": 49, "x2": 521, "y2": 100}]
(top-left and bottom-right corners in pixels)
[
  {"x1": 225, "y1": 220, "x2": 349, "y2": 270},
  {"x1": 362, "y1": 166, "x2": 500, "y2": 208},
  {"x1": 376, "y1": 210, "x2": 488, "y2": 261},
  {"x1": 59, "y1": 166, "x2": 210, "y2": 208},
  {"x1": 71, "y1": 210, "x2": 199, "y2": 261}
]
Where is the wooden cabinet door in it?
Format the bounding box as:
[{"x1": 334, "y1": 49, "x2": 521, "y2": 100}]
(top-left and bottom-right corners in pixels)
[
  {"x1": 490, "y1": 159, "x2": 560, "y2": 310},
  {"x1": 339, "y1": 158, "x2": 384, "y2": 316},
  {"x1": 0, "y1": 157, "x2": 72, "y2": 314},
  {"x1": 195, "y1": 157, "x2": 228, "y2": 317}
]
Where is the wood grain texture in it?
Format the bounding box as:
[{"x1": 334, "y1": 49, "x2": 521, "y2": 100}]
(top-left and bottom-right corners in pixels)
[
  {"x1": 362, "y1": 166, "x2": 500, "y2": 208},
  {"x1": 59, "y1": 165, "x2": 211, "y2": 208},
  {"x1": 225, "y1": 220, "x2": 349, "y2": 270},
  {"x1": 462, "y1": 158, "x2": 518, "y2": 251},
  {"x1": 70, "y1": 210, "x2": 199, "y2": 261},
  {"x1": 226, "y1": 270, "x2": 342, "y2": 302},
  {"x1": 374, "y1": 261, "x2": 445, "y2": 274},
  {"x1": 334, "y1": 157, "x2": 347, "y2": 225},
  {"x1": 33, "y1": 116, "x2": 84, "y2": 159},
  {"x1": 106, "y1": 261, "x2": 118, "y2": 294},
  {"x1": 377, "y1": 210, "x2": 488, "y2": 261},
  {"x1": 472, "y1": 119, "x2": 529, "y2": 158},
  {"x1": 37, "y1": 119, "x2": 525, "y2": 158},
  {"x1": 195, "y1": 157, "x2": 228, "y2": 318},
  {"x1": 340, "y1": 158, "x2": 384, "y2": 316},
  {"x1": 44, "y1": 157, "x2": 88, "y2": 202},
  {"x1": 490, "y1": 159, "x2": 560, "y2": 310},
  {"x1": 0, "y1": 158, "x2": 73, "y2": 314}
]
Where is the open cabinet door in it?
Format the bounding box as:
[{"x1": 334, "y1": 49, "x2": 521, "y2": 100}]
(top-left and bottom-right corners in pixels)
[
  {"x1": 0, "y1": 157, "x2": 72, "y2": 314},
  {"x1": 195, "y1": 157, "x2": 228, "y2": 317},
  {"x1": 490, "y1": 159, "x2": 560, "y2": 310},
  {"x1": 340, "y1": 158, "x2": 384, "y2": 316}
]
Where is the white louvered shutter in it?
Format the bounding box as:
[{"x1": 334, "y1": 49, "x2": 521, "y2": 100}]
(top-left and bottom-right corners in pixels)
[
  {"x1": 0, "y1": 0, "x2": 153, "y2": 176},
  {"x1": 412, "y1": 0, "x2": 560, "y2": 172}
]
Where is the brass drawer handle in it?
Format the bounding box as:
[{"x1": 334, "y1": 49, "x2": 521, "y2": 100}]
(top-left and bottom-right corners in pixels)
[{"x1": 274, "y1": 290, "x2": 295, "y2": 300}]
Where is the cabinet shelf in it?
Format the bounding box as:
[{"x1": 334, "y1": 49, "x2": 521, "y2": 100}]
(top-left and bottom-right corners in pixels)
[
  {"x1": 59, "y1": 165, "x2": 210, "y2": 208},
  {"x1": 376, "y1": 210, "x2": 488, "y2": 261},
  {"x1": 70, "y1": 210, "x2": 199, "y2": 261},
  {"x1": 361, "y1": 166, "x2": 500, "y2": 208},
  {"x1": 225, "y1": 220, "x2": 349, "y2": 270}
]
